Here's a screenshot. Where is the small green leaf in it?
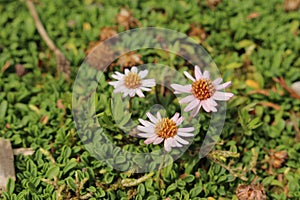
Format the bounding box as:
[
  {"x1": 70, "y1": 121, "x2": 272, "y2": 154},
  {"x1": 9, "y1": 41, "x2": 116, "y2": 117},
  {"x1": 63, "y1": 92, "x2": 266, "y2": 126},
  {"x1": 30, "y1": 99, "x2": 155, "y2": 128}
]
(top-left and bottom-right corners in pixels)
[
  {"x1": 66, "y1": 177, "x2": 76, "y2": 192},
  {"x1": 46, "y1": 166, "x2": 60, "y2": 179},
  {"x1": 6, "y1": 178, "x2": 15, "y2": 194}
]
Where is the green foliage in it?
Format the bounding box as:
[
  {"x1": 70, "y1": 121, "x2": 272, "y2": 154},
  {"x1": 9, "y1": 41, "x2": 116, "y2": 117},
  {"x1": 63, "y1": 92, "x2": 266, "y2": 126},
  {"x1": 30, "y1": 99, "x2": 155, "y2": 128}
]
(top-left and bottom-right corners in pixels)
[{"x1": 0, "y1": 0, "x2": 300, "y2": 199}]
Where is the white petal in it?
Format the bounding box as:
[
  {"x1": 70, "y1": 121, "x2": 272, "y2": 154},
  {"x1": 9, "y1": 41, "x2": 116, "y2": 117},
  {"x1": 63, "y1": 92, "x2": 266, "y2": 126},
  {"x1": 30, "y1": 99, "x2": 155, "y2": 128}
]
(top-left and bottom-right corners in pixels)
[
  {"x1": 153, "y1": 137, "x2": 164, "y2": 145},
  {"x1": 115, "y1": 71, "x2": 124, "y2": 76},
  {"x1": 142, "y1": 79, "x2": 156, "y2": 87},
  {"x1": 184, "y1": 71, "x2": 196, "y2": 82},
  {"x1": 176, "y1": 116, "x2": 184, "y2": 126},
  {"x1": 108, "y1": 81, "x2": 119, "y2": 87},
  {"x1": 156, "y1": 112, "x2": 162, "y2": 120},
  {"x1": 112, "y1": 74, "x2": 123, "y2": 80},
  {"x1": 137, "y1": 125, "x2": 154, "y2": 133},
  {"x1": 138, "y1": 119, "x2": 155, "y2": 127},
  {"x1": 138, "y1": 133, "x2": 156, "y2": 138},
  {"x1": 202, "y1": 100, "x2": 211, "y2": 112},
  {"x1": 178, "y1": 127, "x2": 194, "y2": 132},
  {"x1": 174, "y1": 135, "x2": 189, "y2": 145},
  {"x1": 171, "y1": 84, "x2": 192, "y2": 94},
  {"x1": 146, "y1": 112, "x2": 158, "y2": 123},
  {"x1": 177, "y1": 132, "x2": 194, "y2": 137},
  {"x1": 172, "y1": 140, "x2": 183, "y2": 147},
  {"x1": 131, "y1": 66, "x2": 138, "y2": 73},
  {"x1": 125, "y1": 68, "x2": 130, "y2": 75},
  {"x1": 215, "y1": 81, "x2": 232, "y2": 90},
  {"x1": 210, "y1": 105, "x2": 217, "y2": 112},
  {"x1": 207, "y1": 98, "x2": 218, "y2": 106},
  {"x1": 203, "y1": 70, "x2": 210, "y2": 79},
  {"x1": 171, "y1": 113, "x2": 180, "y2": 123},
  {"x1": 184, "y1": 100, "x2": 200, "y2": 112},
  {"x1": 136, "y1": 89, "x2": 145, "y2": 97},
  {"x1": 179, "y1": 95, "x2": 196, "y2": 104},
  {"x1": 140, "y1": 87, "x2": 152, "y2": 91},
  {"x1": 145, "y1": 136, "x2": 158, "y2": 144},
  {"x1": 138, "y1": 70, "x2": 148, "y2": 79},
  {"x1": 213, "y1": 77, "x2": 223, "y2": 85},
  {"x1": 114, "y1": 86, "x2": 126, "y2": 93},
  {"x1": 195, "y1": 65, "x2": 203, "y2": 80},
  {"x1": 129, "y1": 90, "x2": 136, "y2": 97},
  {"x1": 164, "y1": 138, "x2": 173, "y2": 152},
  {"x1": 192, "y1": 103, "x2": 202, "y2": 117},
  {"x1": 123, "y1": 91, "x2": 129, "y2": 97},
  {"x1": 212, "y1": 91, "x2": 234, "y2": 101}
]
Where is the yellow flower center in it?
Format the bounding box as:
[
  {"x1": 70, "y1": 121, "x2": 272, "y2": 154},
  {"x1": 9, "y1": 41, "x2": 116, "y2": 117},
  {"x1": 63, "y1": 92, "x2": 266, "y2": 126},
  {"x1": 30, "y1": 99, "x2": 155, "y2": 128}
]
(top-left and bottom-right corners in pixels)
[
  {"x1": 155, "y1": 118, "x2": 177, "y2": 139},
  {"x1": 123, "y1": 72, "x2": 141, "y2": 89},
  {"x1": 191, "y1": 79, "x2": 215, "y2": 100}
]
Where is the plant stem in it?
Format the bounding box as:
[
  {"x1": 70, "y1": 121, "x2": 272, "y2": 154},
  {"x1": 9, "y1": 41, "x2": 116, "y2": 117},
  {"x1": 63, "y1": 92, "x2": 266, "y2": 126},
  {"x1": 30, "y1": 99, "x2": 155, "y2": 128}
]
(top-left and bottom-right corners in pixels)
[
  {"x1": 25, "y1": 0, "x2": 70, "y2": 79},
  {"x1": 156, "y1": 149, "x2": 166, "y2": 187}
]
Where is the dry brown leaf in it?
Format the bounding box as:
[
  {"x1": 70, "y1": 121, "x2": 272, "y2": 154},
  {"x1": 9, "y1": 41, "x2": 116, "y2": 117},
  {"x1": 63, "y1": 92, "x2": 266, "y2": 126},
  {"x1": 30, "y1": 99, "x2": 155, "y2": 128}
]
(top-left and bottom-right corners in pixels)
[
  {"x1": 116, "y1": 8, "x2": 141, "y2": 30},
  {"x1": 247, "y1": 12, "x2": 260, "y2": 19},
  {"x1": 284, "y1": 0, "x2": 300, "y2": 11},
  {"x1": 236, "y1": 177, "x2": 266, "y2": 200},
  {"x1": 15, "y1": 64, "x2": 26, "y2": 77},
  {"x1": 206, "y1": 0, "x2": 222, "y2": 9},
  {"x1": 99, "y1": 27, "x2": 118, "y2": 41},
  {"x1": 189, "y1": 25, "x2": 208, "y2": 43},
  {"x1": 40, "y1": 115, "x2": 49, "y2": 125},
  {"x1": 116, "y1": 52, "x2": 143, "y2": 69},
  {"x1": 56, "y1": 99, "x2": 65, "y2": 110}
]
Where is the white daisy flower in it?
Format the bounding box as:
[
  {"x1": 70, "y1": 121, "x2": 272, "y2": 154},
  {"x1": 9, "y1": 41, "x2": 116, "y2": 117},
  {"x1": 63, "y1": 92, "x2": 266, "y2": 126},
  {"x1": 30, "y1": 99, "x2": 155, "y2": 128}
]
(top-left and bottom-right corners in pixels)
[
  {"x1": 171, "y1": 65, "x2": 234, "y2": 116},
  {"x1": 137, "y1": 112, "x2": 195, "y2": 152},
  {"x1": 109, "y1": 66, "x2": 156, "y2": 98}
]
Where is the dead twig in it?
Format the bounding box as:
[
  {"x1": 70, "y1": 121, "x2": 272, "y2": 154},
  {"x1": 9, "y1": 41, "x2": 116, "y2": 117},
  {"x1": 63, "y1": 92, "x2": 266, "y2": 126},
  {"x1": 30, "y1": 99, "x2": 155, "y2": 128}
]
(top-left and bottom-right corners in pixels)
[
  {"x1": 25, "y1": 0, "x2": 70, "y2": 79},
  {"x1": 291, "y1": 111, "x2": 300, "y2": 142},
  {"x1": 273, "y1": 77, "x2": 300, "y2": 100},
  {"x1": 257, "y1": 101, "x2": 281, "y2": 111}
]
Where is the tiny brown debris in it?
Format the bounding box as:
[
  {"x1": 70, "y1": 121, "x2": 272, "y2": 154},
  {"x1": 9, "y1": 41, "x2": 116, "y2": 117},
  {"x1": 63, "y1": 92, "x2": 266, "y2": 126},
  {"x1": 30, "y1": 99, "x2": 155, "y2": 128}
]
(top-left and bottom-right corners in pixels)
[
  {"x1": 116, "y1": 8, "x2": 141, "y2": 30},
  {"x1": 5, "y1": 124, "x2": 10, "y2": 129},
  {"x1": 236, "y1": 177, "x2": 266, "y2": 200},
  {"x1": 99, "y1": 27, "x2": 118, "y2": 41},
  {"x1": 116, "y1": 52, "x2": 143, "y2": 69},
  {"x1": 206, "y1": 0, "x2": 222, "y2": 9},
  {"x1": 56, "y1": 99, "x2": 65, "y2": 110},
  {"x1": 15, "y1": 64, "x2": 26, "y2": 77},
  {"x1": 284, "y1": 0, "x2": 300, "y2": 11},
  {"x1": 180, "y1": 173, "x2": 188, "y2": 180},
  {"x1": 189, "y1": 25, "x2": 208, "y2": 43},
  {"x1": 1, "y1": 61, "x2": 11, "y2": 73},
  {"x1": 195, "y1": 171, "x2": 201, "y2": 178},
  {"x1": 40, "y1": 115, "x2": 49, "y2": 125},
  {"x1": 247, "y1": 12, "x2": 260, "y2": 19}
]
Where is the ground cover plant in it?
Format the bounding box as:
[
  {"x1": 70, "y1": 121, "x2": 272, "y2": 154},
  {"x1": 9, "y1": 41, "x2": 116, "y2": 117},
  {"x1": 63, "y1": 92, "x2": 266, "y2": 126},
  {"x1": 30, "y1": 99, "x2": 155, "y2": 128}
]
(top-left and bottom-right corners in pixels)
[{"x1": 0, "y1": 0, "x2": 300, "y2": 199}]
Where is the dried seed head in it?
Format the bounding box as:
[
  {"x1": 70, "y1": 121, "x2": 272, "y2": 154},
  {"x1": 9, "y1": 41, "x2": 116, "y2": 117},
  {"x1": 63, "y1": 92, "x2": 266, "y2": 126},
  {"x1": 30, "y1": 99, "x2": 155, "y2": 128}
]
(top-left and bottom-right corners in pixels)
[
  {"x1": 236, "y1": 182, "x2": 266, "y2": 200},
  {"x1": 271, "y1": 150, "x2": 288, "y2": 169}
]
